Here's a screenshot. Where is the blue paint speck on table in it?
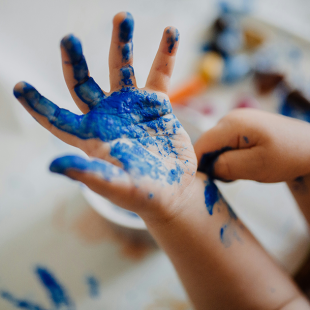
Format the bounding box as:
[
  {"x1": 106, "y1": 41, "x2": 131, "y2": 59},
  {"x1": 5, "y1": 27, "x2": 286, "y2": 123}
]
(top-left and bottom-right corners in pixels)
[{"x1": 86, "y1": 276, "x2": 100, "y2": 298}]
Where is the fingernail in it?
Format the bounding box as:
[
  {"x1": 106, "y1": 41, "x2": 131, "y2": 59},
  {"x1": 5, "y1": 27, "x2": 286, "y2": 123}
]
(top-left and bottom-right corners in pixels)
[{"x1": 166, "y1": 27, "x2": 179, "y2": 53}]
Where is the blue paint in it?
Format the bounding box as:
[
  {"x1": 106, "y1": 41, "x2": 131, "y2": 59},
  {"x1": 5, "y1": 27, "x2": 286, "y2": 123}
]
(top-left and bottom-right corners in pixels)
[
  {"x1": 36, "y1": 266, "x2": 74, "y2": 309},
  {"x1": 74, "y1": 77, "x2": 105, "y2": 110},
  {"x1": 1, "y1": 266, "x2": 74, "y2": 310},
  {"x1": 15, "y1": 82, "x2": 184, "y2": 185},
  {"x1": 1, "y1": 291, "x2": 46, "y2": 310},
  {"x1": 203, "y1": 179, "x2": 220, "y2": 215},
  {"x1": 50, "y1": 155, "x2": 124, "y2": 181},
  {"x1": 149, "y1": 193, "x2": 154, "y2": 199},
  {"x1": 86, "y1": 276, "x2": 100, "y2": 298},
  {"x1": 120, "y1": 66, "x2": 134, "y2": 86},
  {"x1": 119, "y1": 13, "x2": 134, "y2": 43},
  {"x1": 61, "y1": 34, "x2": 89, "y2": 84},
  {"x1": 243, "y1": 136, "x2": 249, "y2": 144},
  {"x1": 122, "y1": 43, "x2": 132, "y2": 62},
  {"x1": 166, "y1": 28, "x2": 179, "y2": 53},
  {"x1": 198, "y1": 146, "x2": 233, "y2": 181}
]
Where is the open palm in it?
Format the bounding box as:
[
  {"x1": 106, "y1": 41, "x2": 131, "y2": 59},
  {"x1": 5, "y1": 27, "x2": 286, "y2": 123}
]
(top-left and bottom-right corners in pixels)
[{"x1": 14, "y1": 12, "x2": 197, "y2": 218}]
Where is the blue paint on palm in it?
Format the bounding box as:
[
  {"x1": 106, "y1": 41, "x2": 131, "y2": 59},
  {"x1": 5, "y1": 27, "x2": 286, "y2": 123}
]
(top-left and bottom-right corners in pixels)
[
  {"x1": 203, "y1": 180, "x2": 220, "y2": 215},
  {"x1": 36, "y1": 267, "x2": 74, "y2": 309},
  {"x1": 14, "y1": 74, "x2": 183, "y2": 185}
]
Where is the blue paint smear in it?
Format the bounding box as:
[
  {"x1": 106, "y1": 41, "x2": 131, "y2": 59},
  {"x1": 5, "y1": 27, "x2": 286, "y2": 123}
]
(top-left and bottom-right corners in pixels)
[
  {"x1": 122, "y1": 43, "x2": 132, "y2": 62},
  {"x1": 149, "y1": 193, "x2": 154, "y2": 199},
  {"x1": 203, "y1": 180, "x2": 220, "y2": 215},
  {"x1": 86, "y1": 276, "x2": 100, "y2": 298},
  {"x1": 119, "y1": 13, "x2": 134, "y2": 43},
  {"x1": 36, "y1": 266, "x2": 74, "y2": 309},
  {"x1": 50, "y1": 155, "x2": 124, "y2": 181},
  {"x1": 0, "y1": 291, "x2": 46, "y2": 310},
  {"x1": 15, "y1": 82, "x2": 184, "y2": 185},
  {"x1": 198, "y1": 146, "x2": 233, "y2": 181},
  {"x1": 166, "y1": 28, "x2": 179, "y2": 53},
  {"x1": 61, "y1": 34, "x2": 89, "y2": 84},
  {"x1": 1, "y1": 266, "x2": 74, "y2": 310},
  {"x1": 243, "y1": 136, "x2": 249, "y2": 144}
]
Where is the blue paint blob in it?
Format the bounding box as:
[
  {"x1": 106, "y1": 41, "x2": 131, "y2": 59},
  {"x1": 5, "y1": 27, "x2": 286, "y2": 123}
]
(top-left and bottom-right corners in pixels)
[
  {"x1": 1, "y1": 291, "x2": 46, "y2": 310},
  {"x1": 36, "y1": 266, "x2": 74, "y2": 309},
  {"x1": 198, "y1": 146, "x2": 233, "y2": 181},
  {"x1": 243, "y1": 136, "x2": 249, "y2": 144},
  {"x1": 119, "y1": 13, "x2": 134, "y2": 43},
  {"x1": 61, "y1": 34, "x2": 89, "y2": 83},
  {"x1": 149, "y1": 193, "x2": 154, "y2": 199},
  {"x1": 50, "y1": 155, "x2": 124, "y2": 181},
  {"x1": 86, "y1": 276, "x2": 100, "y2": 298},
  {"x1": 219, "y1": 224, "x2": 232, "y2": 247},
  {"x1": 166, "y1": 28, "x2": 179, "y2": 53},
  {"x1": 203, "y1": 180, "x2": 220, "y2": 215}
]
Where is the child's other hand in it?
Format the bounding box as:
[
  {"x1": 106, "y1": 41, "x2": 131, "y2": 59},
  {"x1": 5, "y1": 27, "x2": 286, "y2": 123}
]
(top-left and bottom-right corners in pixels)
[
  {"x1": 13, "y1": 12, "x2": 197, "y2": 222},
  {"x1": 195, "y1": 109, "x2": 310, "y2": 183}
]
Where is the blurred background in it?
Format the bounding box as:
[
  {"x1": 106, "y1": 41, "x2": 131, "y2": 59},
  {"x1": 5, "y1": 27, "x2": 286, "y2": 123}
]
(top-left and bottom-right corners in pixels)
[{"x1": 1, "y1": 0, "x2": 310, "y2": 309}]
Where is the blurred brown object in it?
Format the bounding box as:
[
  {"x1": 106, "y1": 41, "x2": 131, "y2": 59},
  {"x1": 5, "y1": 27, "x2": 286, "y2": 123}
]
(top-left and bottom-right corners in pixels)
[
  {"x1": 254, "y1": 72, "x2": 284, "y2": 94},
  {"x1": 294, "y1": 250, "x2": 310, "y2": 299},
  {"x1": 244, "y1": 28, "x2": 265, "y2": 49},
  {"x1": 286, "y1": 90, "x2": 310, "y2": 110}
]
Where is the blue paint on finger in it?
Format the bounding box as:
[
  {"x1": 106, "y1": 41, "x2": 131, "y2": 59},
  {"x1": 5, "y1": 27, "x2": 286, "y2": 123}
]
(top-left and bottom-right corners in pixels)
[
  {"x1": 243, "y1": 136, "x2": 249, "y2": 144},
  {"x1": 122, "y1": 43, "x2": 133, "y2": 62},
  {"x1": 61, "y1": 34, "x2": 89, "y2": 83},
  {"x1": 50, "y1": 155, "x2": 125, "y2": 181},
  {"x1": 74, "y1": 77, "x2": 105, "y2": 109},
  {"x1": 36, "y1": 266, "x2": 74, "y2": 309},
  {"x1": 166, "y1": 28, "x2": 179, "y2": 53},
  {"x1": 120, "y1": 65, "x2": 134, "y2": 86},
  {"x1": 119, "y1": 13, "x2": 134, "y2": 43}
]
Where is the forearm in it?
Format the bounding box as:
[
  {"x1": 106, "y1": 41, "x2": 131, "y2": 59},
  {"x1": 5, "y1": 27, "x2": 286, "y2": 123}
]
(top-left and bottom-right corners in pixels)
[
  {"x1": 287, "y1": 174, "x2": 310, "y2": 225},
  {"x1": 143, "y1": 172, "x2": 308, "y2": 310}
]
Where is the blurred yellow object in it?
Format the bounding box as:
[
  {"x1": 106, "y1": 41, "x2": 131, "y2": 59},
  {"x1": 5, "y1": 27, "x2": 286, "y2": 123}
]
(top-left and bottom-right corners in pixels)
[{"x1": 169, "y1": 52, "x2": 224, "y2": 105}]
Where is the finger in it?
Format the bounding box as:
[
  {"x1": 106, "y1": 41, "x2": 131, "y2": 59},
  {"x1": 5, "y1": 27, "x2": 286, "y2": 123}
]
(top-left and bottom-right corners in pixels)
[
  {"x1": 109, "y1": 12, "x2": 137, "y2": 91},
  {"x1": 209, "y1": 147, "x2": 267, "y2": 181},
  {"x1": 195, "y1": 122, "x2": 256, "y2": 181},
  {"x1": 146, "y1": 27, "x2": 180, "y2": 93},
  {"x1": 13, "y1": 82, "x2": 93, "y2": 146},
  {"x1": 50, "y1": 155, "x2": 135, "y2": 207},
  {"x1": 61, "y1": 34, "x2": 106, "y2": 113}
]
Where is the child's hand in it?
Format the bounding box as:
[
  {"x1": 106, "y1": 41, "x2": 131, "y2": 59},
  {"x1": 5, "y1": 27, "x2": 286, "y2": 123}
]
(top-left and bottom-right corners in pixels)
[
  {"x1": 13, "y1": 12, "x2": 197, "y2": 222},
  {"x1": 195, "y1": 109, "x2": 310, "y2": 182}
]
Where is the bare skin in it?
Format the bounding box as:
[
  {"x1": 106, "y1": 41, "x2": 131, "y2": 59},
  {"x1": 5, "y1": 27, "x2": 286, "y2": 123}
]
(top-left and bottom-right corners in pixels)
[{"x1": 14, "y1": 13, "x2": 309, "y2": 310}]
